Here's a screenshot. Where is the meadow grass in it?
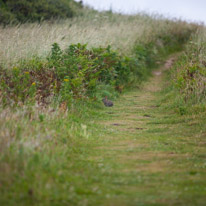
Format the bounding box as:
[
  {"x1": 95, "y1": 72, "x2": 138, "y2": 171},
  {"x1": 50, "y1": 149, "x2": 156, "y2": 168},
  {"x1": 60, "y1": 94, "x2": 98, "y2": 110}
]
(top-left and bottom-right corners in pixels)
[
  {"x1": 0, "y1": 56, "x2": 206, "y2": 205},
  {"x1": 0, "y1": 10, "x2": 195, "y2": 68},
  {"x1": 0, "y1": 9, "x2": 204, "y2": 206}
]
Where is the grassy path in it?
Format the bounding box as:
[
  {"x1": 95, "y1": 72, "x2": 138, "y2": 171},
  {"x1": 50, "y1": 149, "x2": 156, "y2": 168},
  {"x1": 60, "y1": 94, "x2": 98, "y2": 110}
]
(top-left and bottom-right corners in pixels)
[
  {"x1": 1, "y1": 56, "x2": 206, "y2": 206},
  {"x1": 83, "y1": 56, "x2": 206, "y2": 205}
]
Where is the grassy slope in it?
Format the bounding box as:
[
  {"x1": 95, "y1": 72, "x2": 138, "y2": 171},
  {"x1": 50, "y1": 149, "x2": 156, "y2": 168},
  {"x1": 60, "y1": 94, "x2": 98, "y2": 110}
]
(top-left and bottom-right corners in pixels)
[
  {"x1": 0, "y1": 9, "x2": 205, "y2": 206},
  {"x1": 1, "y1": 55, "x2": 206, "y2": 205}
]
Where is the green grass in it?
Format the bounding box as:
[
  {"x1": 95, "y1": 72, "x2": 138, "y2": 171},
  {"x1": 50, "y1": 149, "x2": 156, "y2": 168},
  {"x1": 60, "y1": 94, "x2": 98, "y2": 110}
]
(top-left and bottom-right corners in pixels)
[
  {"x1": 0, "y1": 5, "x2": 204, "y2": 205},
  {"x1": 1, "y1": 56, "x2": 206, "y2": 205},
  {"x1": 164, "y1": 28, "x2": 206, "y2": 114}
]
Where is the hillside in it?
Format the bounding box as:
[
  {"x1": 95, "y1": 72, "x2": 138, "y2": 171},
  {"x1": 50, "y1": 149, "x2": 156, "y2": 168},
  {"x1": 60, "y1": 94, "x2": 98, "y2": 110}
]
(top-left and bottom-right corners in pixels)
[{"x1": 0, "y1": 4, "x2": 206, "y2": 206}]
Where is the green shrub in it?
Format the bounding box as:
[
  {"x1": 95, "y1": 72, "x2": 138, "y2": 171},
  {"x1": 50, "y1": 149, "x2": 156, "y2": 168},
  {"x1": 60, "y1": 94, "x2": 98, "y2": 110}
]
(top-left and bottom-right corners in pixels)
[
  {"x1": 48, "y1": 43, "x2": 136, "y2": 102},
  {"x1": 0, "y1": 7, "x2": 17, "y2": 25},
  {"x1": 0, "y1": 0, "x2": 80, "y2": 24},
  {"x1": 0, "y1": 42, "x2": 151, "y2": 106}
]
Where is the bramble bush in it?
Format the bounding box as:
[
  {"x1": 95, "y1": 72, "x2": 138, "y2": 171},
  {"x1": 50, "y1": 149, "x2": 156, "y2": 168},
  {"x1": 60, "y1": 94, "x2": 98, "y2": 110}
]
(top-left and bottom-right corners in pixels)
[{"x1": 0, "y1": 43, "x2": 143, "y2": 106}]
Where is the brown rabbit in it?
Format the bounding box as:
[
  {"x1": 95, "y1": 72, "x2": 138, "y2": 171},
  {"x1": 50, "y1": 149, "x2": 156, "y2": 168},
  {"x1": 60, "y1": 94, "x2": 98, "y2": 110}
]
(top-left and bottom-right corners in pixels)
[{"x1": 102, "y1": 96, "x2": 113, "y2": 107}]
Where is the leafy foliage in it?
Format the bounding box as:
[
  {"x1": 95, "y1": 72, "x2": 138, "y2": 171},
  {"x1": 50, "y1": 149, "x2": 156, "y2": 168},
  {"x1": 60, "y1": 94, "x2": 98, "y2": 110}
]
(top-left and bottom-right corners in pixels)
[
  {"x1": 0, "y1": 43, "x2": 144, "y2": 106},
  {"x1": 0, "y1": 0, "x2": 81, "y2": 25}
]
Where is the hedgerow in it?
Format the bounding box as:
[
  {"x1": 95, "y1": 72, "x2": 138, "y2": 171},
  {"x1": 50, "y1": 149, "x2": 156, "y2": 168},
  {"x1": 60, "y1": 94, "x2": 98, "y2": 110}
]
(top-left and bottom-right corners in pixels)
[
  {"x1": 0, "y1": 29, "x2": 194, "y2": 107},
  {"x1": 0, "y1": 14, "x2": 197, "y2": 108},
  {"x1": 0, "y1": 43, "x2": 144, "y2": 106}
]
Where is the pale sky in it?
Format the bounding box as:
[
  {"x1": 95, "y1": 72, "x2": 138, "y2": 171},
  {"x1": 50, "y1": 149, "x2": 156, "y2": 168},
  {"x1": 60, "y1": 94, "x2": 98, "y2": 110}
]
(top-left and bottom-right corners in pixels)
[{"x1": 76, "y1": 0, "x2": 206, "y2": 24}]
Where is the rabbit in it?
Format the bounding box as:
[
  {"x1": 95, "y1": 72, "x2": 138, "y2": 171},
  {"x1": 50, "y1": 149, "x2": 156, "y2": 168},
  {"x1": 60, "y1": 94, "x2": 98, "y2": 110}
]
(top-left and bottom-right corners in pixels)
[{"x1": 102, "y1": 96, "x2": 114, "y2": 107}]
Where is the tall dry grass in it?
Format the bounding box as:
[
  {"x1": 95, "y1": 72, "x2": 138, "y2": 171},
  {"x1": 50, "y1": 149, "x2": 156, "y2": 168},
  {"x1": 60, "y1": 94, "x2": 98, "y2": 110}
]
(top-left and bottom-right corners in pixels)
[{"x1": 0, "y1": 11, "x2": 194, "y2": 69}]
